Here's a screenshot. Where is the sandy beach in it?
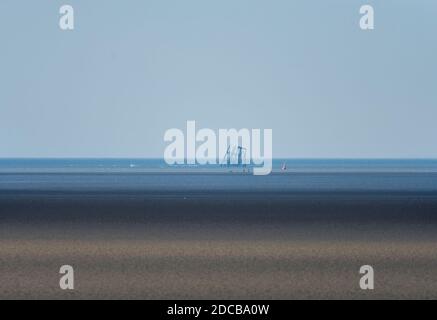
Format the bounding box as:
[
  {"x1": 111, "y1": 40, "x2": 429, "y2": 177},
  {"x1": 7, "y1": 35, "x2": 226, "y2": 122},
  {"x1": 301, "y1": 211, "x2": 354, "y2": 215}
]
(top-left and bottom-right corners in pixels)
[{"x1": 1, "y1": 172, "x2": 437, "y2": 299}]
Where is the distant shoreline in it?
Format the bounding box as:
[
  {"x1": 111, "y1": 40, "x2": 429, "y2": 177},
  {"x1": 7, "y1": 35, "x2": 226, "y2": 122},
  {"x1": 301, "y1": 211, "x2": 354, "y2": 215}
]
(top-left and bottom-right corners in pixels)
[{"x1": 2, "y1": 158, "x2": 437, "y2": 174}]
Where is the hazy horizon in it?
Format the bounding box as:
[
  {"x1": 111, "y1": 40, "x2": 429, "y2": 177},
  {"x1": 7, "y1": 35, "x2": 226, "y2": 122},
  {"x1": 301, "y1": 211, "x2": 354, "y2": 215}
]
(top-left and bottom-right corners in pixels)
[{"x1": 1, "y1": 157, "x2": 437, "y2": 160}]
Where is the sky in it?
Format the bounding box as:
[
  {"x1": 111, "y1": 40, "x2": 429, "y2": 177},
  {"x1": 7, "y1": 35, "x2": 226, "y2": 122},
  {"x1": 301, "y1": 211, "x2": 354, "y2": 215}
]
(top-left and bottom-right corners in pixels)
[{"x1": 0, "y1": 0, "x2": 436, "y2": 158}]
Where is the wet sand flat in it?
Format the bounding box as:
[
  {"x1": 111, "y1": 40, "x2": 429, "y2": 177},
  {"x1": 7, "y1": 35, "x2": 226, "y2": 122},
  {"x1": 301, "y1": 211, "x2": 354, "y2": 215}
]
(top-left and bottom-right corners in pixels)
[
  {"x1": 1, "y1": 173, "x2": 437, "y2": 299},
  {"x1": 1, "y1": 237, "x2": 437, "y2": 300}
]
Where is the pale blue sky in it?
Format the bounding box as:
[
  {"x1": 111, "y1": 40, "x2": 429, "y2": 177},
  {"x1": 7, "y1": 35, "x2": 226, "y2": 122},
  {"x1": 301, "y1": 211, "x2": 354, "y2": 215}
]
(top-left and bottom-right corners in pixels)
[{"x1": 0, "y1": 0, "x2": 436, "y2": 158}]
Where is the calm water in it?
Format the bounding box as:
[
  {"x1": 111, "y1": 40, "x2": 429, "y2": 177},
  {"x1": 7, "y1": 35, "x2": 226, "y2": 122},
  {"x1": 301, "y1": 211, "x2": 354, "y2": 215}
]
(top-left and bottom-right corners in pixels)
[
  {"x1": 1, "y1": 158, "x2": 437, "y2": 173},
  {"x1": 1, "y1": 159, "x2": 437, "y2": 194}
]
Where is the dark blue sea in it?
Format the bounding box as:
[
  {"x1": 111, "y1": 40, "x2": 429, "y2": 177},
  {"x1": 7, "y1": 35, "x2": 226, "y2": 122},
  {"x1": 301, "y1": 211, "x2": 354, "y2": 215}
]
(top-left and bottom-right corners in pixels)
[{"x1": 1, "y1": 159, "x2": 437, "y2": 196}]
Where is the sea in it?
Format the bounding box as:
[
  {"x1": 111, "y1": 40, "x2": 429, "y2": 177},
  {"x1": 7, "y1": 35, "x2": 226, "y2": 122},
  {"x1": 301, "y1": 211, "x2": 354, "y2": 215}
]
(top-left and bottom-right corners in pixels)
[
  {"x1": 1, "y1": 159, "x2": 437, "y2": 195},
  {"x1": 1, "y1": 158, "x2": 437, "y2": 173}
]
